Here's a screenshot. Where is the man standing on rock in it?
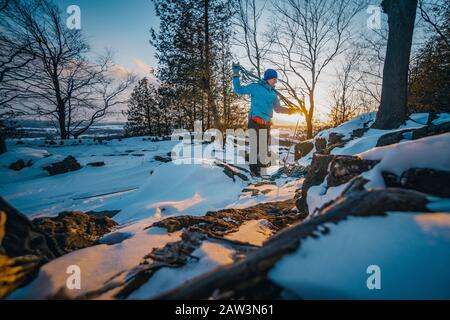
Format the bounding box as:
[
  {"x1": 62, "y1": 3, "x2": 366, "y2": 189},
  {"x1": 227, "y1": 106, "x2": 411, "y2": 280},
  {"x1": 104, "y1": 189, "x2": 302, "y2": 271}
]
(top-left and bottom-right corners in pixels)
[{"x1": 232, "y1": 64, "x2": 299, "y2": 176}]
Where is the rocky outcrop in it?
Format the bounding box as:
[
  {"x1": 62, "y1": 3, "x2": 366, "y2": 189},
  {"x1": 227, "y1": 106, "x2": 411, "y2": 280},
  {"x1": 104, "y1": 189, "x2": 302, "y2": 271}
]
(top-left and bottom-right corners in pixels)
[
  {"x1": 215, "y1": 161, "x2": 249, "y2": 182},
  {"x1": 328, "y1": 133, "x2": 345, "y2": 146},
  {"x1": 351, "y1": 127, "x2": 369, "y2": 138},
  {"x1": 154, "y1": 178, "x2": 432, "y2": 300},
  {"x1": 114, "y1": 230, "x2": 207, "y2": 299},
  {"x1": 382, "y1": 168, "x2": 450, "y2": 198},
  {"x1": 314, "y1": 138, "x2": 327, "y2": 153},
  {"x1": 377, "y1": 121, "x2": 450, "y2": 147},
  {"x1": 0, "y1": 253, "x2": 41, "y2": 300},
  {"x1": 151, "y1": 199, "x2": 302, "y2": 236},
  {"x1": 105, "y1": 199, "x2": 302, "y2": 299},
  {"x1": 327, "y1": 156, "x2": 379, "y2": 187},
  {"x1": 0, "y1": 198, "x2": 57, "y2": 261},
  {"x1": 9, "y1": 159, "x2": 32, "y2": 171},
  {"x1": 154, "y1": 153, "x2": 172, "y2": 163},
  {"x1": 87, "y1": 161, "x2": 105, "y2": 167},
  {"x1": 376, "y1": 129, "x2": 413, "y2": 147},
  {"x1": 43, "y1": 156, "x2": 81, "y2": 176},
  {"x1": 0, "y1": 198, "x2": 58, "y2": 299},
  {"x1": 32, "y1": 211, "x2": 118, "y2": 254},
  {"x1": 294, "y1": 141, "x2": 314, "y2": 160},
  {"x1": 296, "y1": 154, "x2": 335, "y2": 212}
]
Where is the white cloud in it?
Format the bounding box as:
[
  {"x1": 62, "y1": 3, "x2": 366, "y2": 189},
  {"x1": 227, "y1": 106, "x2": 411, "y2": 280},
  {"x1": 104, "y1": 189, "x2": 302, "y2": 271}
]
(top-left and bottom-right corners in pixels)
[{"x1": 133, "y1": 58, "x2": 154, "y2": 76}]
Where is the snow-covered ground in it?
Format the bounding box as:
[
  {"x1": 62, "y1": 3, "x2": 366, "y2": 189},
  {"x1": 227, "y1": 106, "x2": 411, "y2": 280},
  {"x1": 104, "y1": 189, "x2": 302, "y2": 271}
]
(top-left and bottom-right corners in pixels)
[
  {"x1": 2, "y1": 112, "x2": 449, "y2": 299},
  {"x1": 1, "y1": 134, "x2": 299, "y2": 299},
  {"x1": 268, "y1": 112, "x2": 450, "y2": 299},
  {"x1": 269, "y1": 212, "x2": 450, "y2": 299}
]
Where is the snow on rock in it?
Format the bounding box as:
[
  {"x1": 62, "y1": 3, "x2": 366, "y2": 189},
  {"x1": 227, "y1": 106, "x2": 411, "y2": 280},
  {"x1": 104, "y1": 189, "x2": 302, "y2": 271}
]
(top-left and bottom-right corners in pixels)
[
  {"x1": 127, "y1": 240, "x2": 235, "y2": 299},
  {"x1": 112, "y1": 160, "x2": 245, "y2": 224},
  {"x1": 229, "y1": 179, "x2": 303, "y2": 210},
  {"x1": 358, "y1": 133, "x2": 450, "y2": 189},
  {"x1": 303, "y1": 113, "x2": 450, "y2": 215},
  {"x1": 224, "y1": 219, "x2": 274, "y2": 246},
  {"x1": 8, "y1": 221, "x2": 182, "y2": 299},
  {"x1": 268, "y1": 212, "x2": 450, "y2": 299}
]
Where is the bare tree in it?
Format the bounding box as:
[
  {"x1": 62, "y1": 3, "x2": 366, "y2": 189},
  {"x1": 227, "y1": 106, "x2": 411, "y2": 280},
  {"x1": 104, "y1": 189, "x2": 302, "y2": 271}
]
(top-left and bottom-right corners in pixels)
[
  {"x1": 2, "y1": 0, "x2": 135, "y2": 139},
  {"x1": 418, "y1": 0, "x2": 449, "y2": 49},
  {"x1": 372, "y1": 0, "x2": 418, "y2": 129},
  {"x1": 268, "y1": 0, "x2": 364, "y2": 138},
  {"x1": 234, "y1": 0, "x2": 271, "y2": 77},
  {"x1": 0, "y1": 0, "x2": 39, "y2": 153},
  {"x1": 328, "y1": 51, "x2": 363, "y2": 126}
]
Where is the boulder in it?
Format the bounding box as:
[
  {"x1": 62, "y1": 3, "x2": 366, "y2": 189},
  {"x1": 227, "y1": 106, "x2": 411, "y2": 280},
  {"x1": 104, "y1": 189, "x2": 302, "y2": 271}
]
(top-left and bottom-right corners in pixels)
[
  {"x1": 43, "y1": 156, "x2": 81, "y2": 176},
  {"x1": 328, "y1": 133, "x2": 345, "y2": 146},
  {"x1": 376, "y1": 121, "x2": 450, "y2": 147},
  {"x1": 314, "y1": 138, "x2": 327, "y2": 153},
  {"x1": 154, "y1": 153, "x2": 172, "y2": 163},
  {"x1": 0, "y1": 254, "x2": 41, "y2": 299},
  {"x1": 351, "y1": 127, "x2": 369, "y2": 138},
  {"x1": 8, "y1": 159, "x2": 32, "y2": 171},
  {"x1": 376, "y1": 129, "x2": 413, "y2": 147},
  {"x1": 32, "y1": 211, "x2": 118, "y2": 254},
  {"x1": 215, "y1": 161, "x2": 249, "y2": 182},
  {"x1": 87, "y1": 161, "x2": 105, "y2": 167},
  {"x1": 327, "y1": 156, "x2": 380, "y2": 187},
  {"x1": 382, "y1": 168, "x2": 450, "y2": 198},
  {"x1": 294, "y1": 141, "x2": 314, "y2": 161},
  {"x1": 412, "y1": 121, "x2": 450, "y2": 140},
  {"x1": 296, "y1": 154, "x2": 335, "y2": 212},
  {"x1": 0, "y1": 198, "x2": 57, "y2": 261},
  {"x1": 0, "y1": 198, "x2": 58, "y2": 299}
]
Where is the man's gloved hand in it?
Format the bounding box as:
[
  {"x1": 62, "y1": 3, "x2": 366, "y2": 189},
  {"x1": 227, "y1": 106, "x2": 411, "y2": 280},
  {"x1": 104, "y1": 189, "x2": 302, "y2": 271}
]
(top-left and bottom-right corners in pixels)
[
  {"x1": 287, "y1": 108, "x2": 302, "y2": 115},
  {"x1": 232, "y1": 63, "x2": 240, "y2": 78}
]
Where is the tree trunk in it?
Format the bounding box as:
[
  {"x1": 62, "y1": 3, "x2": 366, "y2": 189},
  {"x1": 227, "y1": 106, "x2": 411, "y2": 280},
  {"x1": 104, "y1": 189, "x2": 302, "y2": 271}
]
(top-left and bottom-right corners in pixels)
[
  {"x1": 306, "y1": 93, "x2": 315, "y2": 139},
  {"x1": 204, "y1": 0, "x2": 219, "y2": 129},
  {"x1": 372, "y1": 0, "x2": 418, "y2": 129},
  {"x1": 0, "y1": 132, "x2": 6, "y2": 154}
]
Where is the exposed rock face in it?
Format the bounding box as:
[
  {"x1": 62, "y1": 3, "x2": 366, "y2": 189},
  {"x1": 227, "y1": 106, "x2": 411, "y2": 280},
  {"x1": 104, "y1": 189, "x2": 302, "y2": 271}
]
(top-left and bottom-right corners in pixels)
[
  {"x1": 328, "y1": 133, "x2": 345, "y2": 146},
  {"x1": 215, "y1": 161, "x2": 249, "y2": 182},
  {"x1": 154, "y1": 178, "x2": 432, "y2": 300},
  {"x1": 382, "y1": 168, "x2": 450, "y2": 198},
  {"x1": 296, "y1": 154, "x2": 335, "y2": 212},
  {"x1": 314, "y1": 138, "x2": 327, "y2": 153},
  {"x1": 154, "y1": 153, "x2": 172, "y2": 163},
  {"x1": 107, "y1": 199, "x2": 303, "y2": 300},
  {"x1": 151, "y1": 199, "x2": 302, "y2": 237},
  {"x1": 8, "y1": 159, "x2": 32, "y2": 171},
  {"x1": 294, "y1": 141, "x2": 314, "y2": 161},
  {"x1": 87, "y1": 161, "x2": 105, "y2": 167},
  {"x1": 43, "y1": 156, "x2": 81, "y2": 176},
  {"x1": 0, "y1": 254, "x2": 41, "y2": 299},
  {"x1": 114, "y1": 230, "x2": 207, "y2": 299},
  {"x1": 0, "y1": 198, "x2": 57, "y2": 261},
  {"x1": 376, "y1": 129, "x2": 413, "y2": 147},
  {"x1": 0, "y1": 198, "x2": 57, "y2": 299},
  {"x1": 327, "y1": 156, "x2": 380, "y2": 187},
  {"x1": 412, "y1": 121, "x2": 450, "y2": 139},
  {"x1": 376, "y1": 121, "x2": 450, "y2": 147},
  {"x1": 32, "y1": 211, "x2": 118, "y2": 254},
  {"x1": 351, "y1": 127, "x2": 369, "y2": 138},
  {"x1": 269, "y1": 165, "x2": 307, "y2": 180}
]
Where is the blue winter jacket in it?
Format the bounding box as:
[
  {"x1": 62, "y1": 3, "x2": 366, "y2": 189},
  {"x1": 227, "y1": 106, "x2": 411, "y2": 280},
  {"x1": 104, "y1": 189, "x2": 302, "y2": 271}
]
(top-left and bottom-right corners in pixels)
[{"x1": 233, "y1": 76, "x2": 290, "y2": 122}]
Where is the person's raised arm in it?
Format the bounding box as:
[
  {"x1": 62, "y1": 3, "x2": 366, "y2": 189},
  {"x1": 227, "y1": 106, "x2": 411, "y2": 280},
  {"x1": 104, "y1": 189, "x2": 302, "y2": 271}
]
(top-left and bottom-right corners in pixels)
[
  {"x1": 232, "y1": 63, "x2": 253, "y2": 95},
  {"x1": 233, "y1": 76, "x2": 254, "y2": 95}
]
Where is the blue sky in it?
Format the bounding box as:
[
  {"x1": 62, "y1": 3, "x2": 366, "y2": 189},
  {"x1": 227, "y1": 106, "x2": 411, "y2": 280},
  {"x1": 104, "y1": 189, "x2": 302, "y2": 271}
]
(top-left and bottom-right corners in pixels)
[
  {"x1": 58, "y1": 0, "x2": 158, "y2": 76},
  {"x1": 54, "y1": 1, "x2": 394, "y2": 125}
]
